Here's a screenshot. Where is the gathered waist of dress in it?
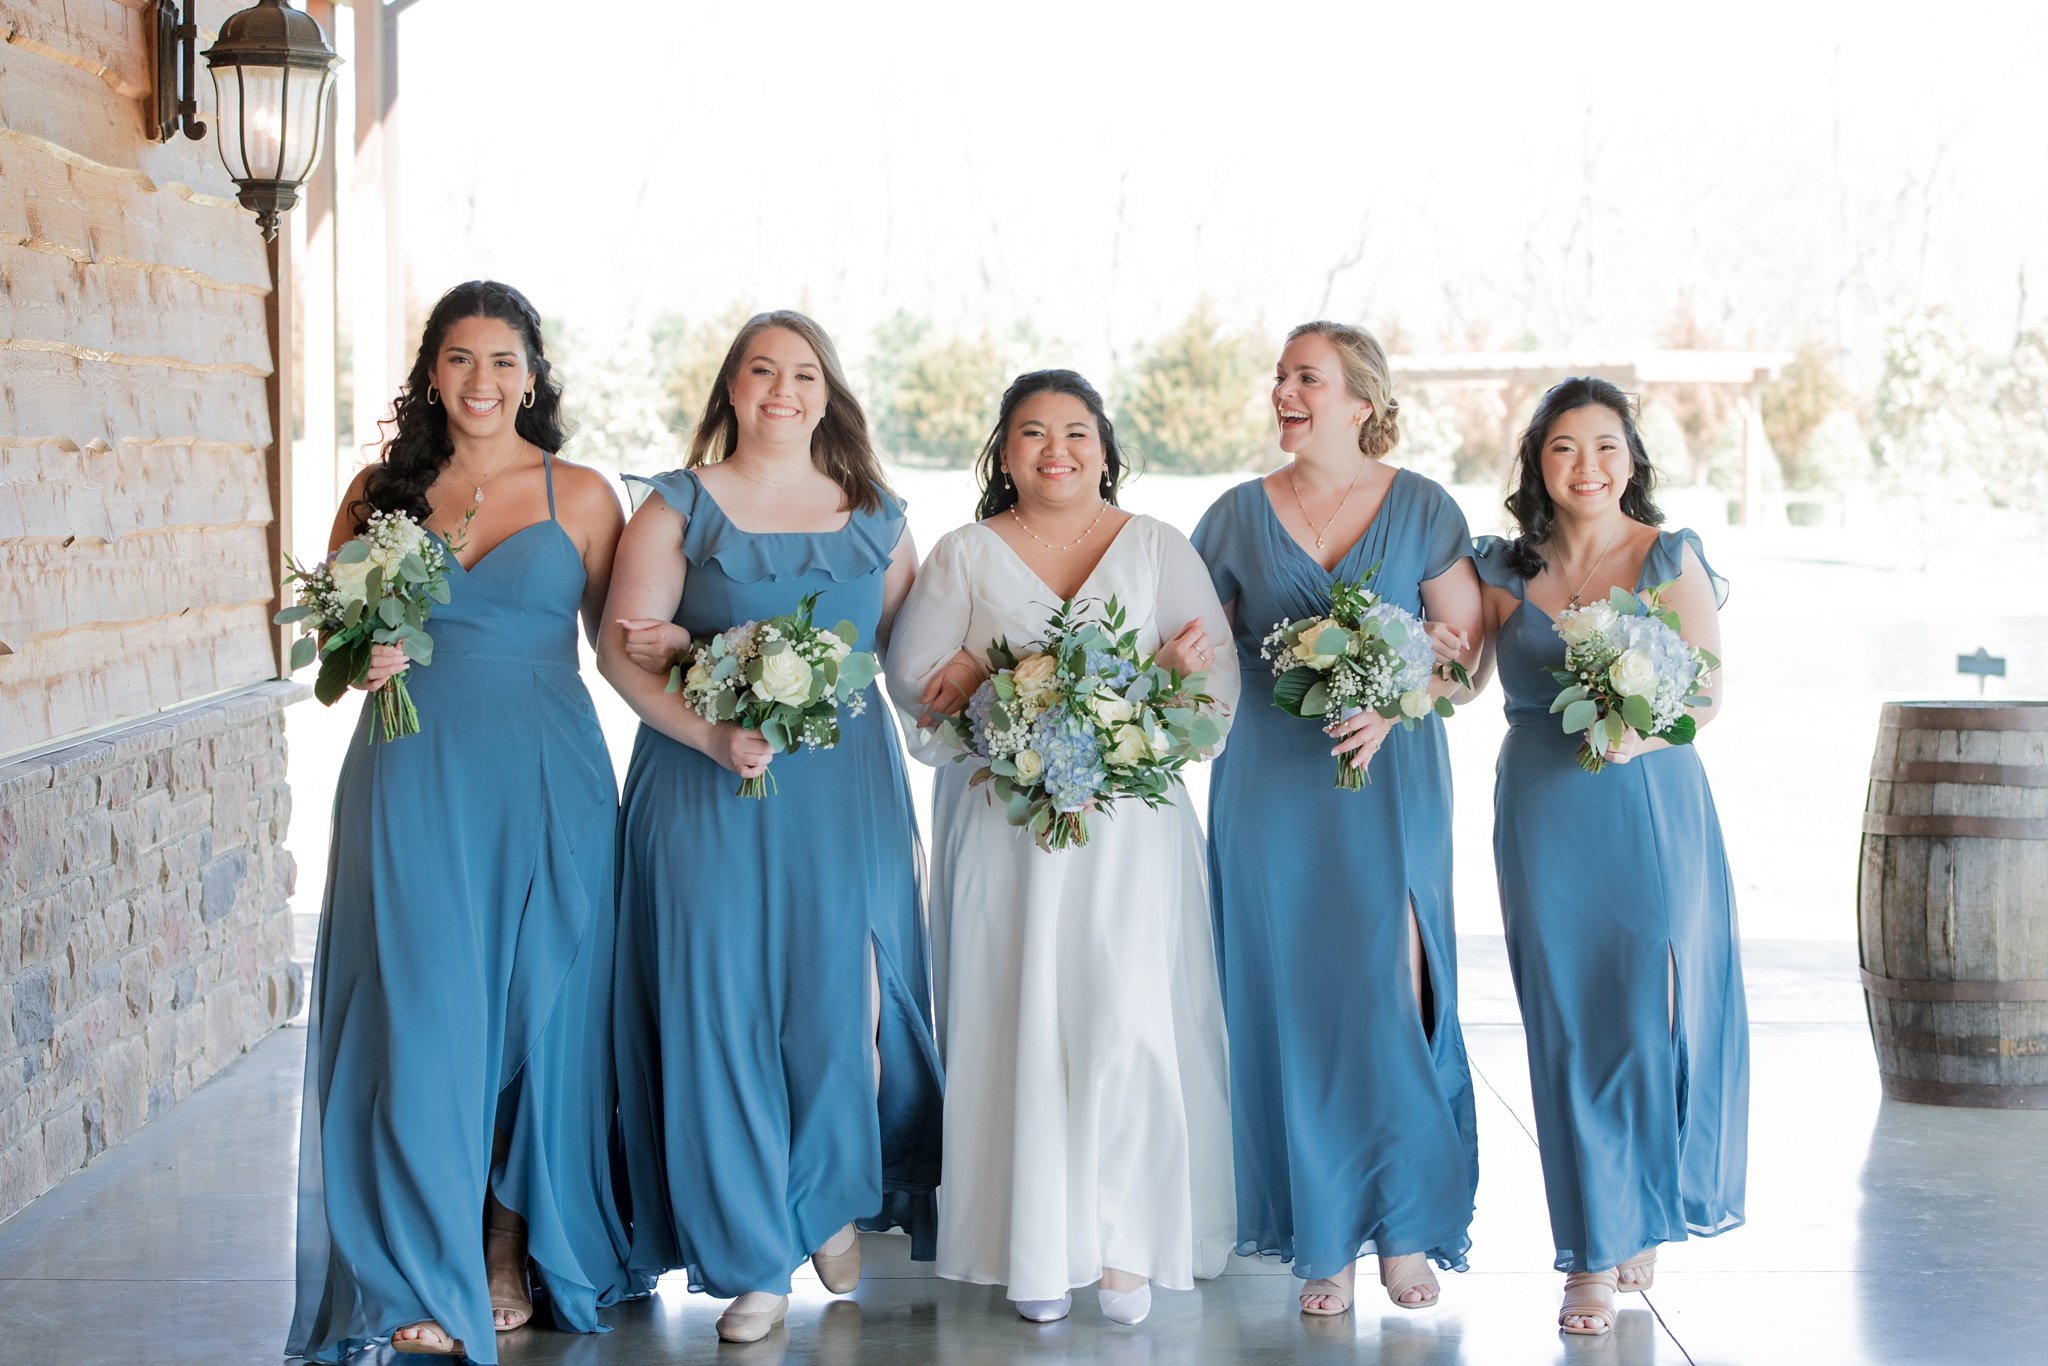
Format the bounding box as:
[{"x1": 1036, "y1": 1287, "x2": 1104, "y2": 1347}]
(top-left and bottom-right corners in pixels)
[{"x1": 428, "y1": 649, "x2": 580, "y2": 672}]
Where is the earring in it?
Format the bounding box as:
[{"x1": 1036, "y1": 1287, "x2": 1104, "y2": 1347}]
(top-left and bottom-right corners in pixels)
[
  {"x1": 426, "y1": 385, "x2": 439, "y2": 406},
  {"x1": 522, "y1": 388, "x2": 536, "y2": 409}
]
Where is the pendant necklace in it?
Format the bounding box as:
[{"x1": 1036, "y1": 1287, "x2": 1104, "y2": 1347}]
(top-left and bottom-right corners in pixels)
[
  {"x1": 1011, "y1": 502, "x2": 1109, "y2": 552},
  {"x1": 1564, "y1": 524, "x2": 1626, "y2": 609},
  {"x1": 728, "y1": 457, "x2": 813, "y2": 490},
  {"x1": 1288, "y1": 458, "x2": 1366, "y2": 551}
]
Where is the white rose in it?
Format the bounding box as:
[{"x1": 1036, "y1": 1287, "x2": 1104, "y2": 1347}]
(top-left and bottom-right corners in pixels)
[
  {"x1": 1106, "y1": 723, "x2": 1151, "y2": 767},
  {"x1": 1557, "y1": 600, "x2": 1619, "y2": 649},
  {"x1": 1399, "y1": 688, "x2": 1434, "y2": 719},
  {"x1": 752, "y1": 648, "x2": 815, "y2": 707},
  {"x1": 1087, "y1": 689, "x2": 1134, "y2": 728},
  {"x1": 1010, "y1": 653, "x2": 1060, "y2": 708},
  {"x1": 1012, "y1": 748, "x2": 1044, "y2": 783},
  {"x1": 1608, "y1": 648, "x2": 1659, "y2": 698},
  {"x1": 822, "y1": 631, "x2": 852, "y2": 663},
  {"x1": 683, "y1": 656, "x2": 716, "y2": 696},
  {"x1": 328, "y1": 555, "x2": 374, "y2": 606},
  {"x1": 1290, "y1": 617, "x2": 1344, "y2": 670}
]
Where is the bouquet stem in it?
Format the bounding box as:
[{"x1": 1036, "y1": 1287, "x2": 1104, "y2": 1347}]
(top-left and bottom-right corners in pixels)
[
  {"x1": 1575, "y1": 743, "x2": 1607, "y2": 774},
  {"x1": 734, "y1": 770, "x2": 780, "y2": 800},
  {"x1": 373, "y1": 675, "x2": 420, "y2": 743},
  {"x1": 1333, "y1": 754, "x2": 1370, "y2": 790},
  {"x1": 1041, "y1": 810, "x2": 1091, "y2": 851}
]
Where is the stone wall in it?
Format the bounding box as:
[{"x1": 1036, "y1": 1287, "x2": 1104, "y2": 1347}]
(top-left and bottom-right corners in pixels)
[{"x1": 0, "y1": 683, "x2": 304, "y2": 1223}]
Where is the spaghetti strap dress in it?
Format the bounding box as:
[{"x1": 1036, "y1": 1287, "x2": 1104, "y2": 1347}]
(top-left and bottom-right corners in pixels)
[
  {"x1": 289, "y1": 451, "x2": 631, "y2": 1364},
  {"x1": 611, "y1": 469, "x2": 943, "y2": 1299},
  {"x1": 1474, "y1": 527, "x2": 1747, "y2": 1272},
  {"x1": 1190, "y1": 470, "x2": 1479, "y2": 1281}
]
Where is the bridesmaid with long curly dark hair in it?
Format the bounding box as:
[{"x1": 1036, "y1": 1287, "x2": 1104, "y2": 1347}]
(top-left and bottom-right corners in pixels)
[{"x1": 287, "y1": 281, "x2": 631, "y2": 1362}]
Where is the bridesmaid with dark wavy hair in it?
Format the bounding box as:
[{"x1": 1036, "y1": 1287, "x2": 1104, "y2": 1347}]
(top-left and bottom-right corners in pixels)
[
  {"x1": 1474, "y1": 376, "x2": 1746, "y2": 1338},
  {"x1": 288, "y1": 280, "x2": 631, "y2": 1362}
]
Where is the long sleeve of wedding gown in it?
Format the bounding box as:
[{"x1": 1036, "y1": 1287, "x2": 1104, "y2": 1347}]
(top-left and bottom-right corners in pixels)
[{"x1": 1151, "y1": 523, "x2": 1241, "y2": 745}]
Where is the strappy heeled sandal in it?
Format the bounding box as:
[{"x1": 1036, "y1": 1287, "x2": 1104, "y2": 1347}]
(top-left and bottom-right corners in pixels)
[
  {"x1": 1380, "y1": 1252, "x2": 1441, "y2": 1309},
  {"x1": 391, "y1": 1320, "x2": 464, "y2": 1356},
  {"x1": 1559, "y1": 1269, "x2": 1618, "y2": 1336},
  {"x1": 485, "y1": 1224, "x2": 533, "y2": 1331},
  {"x1": 1616, "y1": 1246, "x2": 1658, "y2": 1293},
  {"x1": 1298, "y1": 1264, "x2": 1355, "y2": 1316}
]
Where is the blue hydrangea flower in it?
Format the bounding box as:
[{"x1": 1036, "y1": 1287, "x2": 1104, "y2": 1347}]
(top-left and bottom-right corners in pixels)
[
  {"x1": 1031, "y1": 706, "x2": 1105, "y2": 813},
  {"x1": 965, "y1": 677, "x2": 1000, "y2": 756},
  {"x1": 1084, "y1": 646, "x2": 1137, "y2": 690}
]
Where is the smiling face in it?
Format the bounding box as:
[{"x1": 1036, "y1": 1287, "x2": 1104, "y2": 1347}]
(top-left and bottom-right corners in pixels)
[
  {"x1": 726, "y1": 326, "x2": 828, "y2": 452},
  {"x1": 1539, "y1": 403, "x2": 1635, "y2": 518},
  {"x1": 1273, "y1": 332, "x2": 1370, "y2": 456},
  {"x1": 1002, "y1": 390, "x2": 1105, "y2": 514},
  {"x1": 431, "y1": 315, "x2": 532, "y2": 440}
]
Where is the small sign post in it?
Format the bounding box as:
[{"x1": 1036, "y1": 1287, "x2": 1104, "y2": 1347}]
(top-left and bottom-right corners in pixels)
[{"x1": 1956, "y1": 648, "x2": 2006, "y2": 696}]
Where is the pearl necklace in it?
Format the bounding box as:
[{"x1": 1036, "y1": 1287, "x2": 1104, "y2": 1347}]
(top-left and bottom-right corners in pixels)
[{"x1": 1010, "y1": 502, "x2": 1109, "y2": 552}]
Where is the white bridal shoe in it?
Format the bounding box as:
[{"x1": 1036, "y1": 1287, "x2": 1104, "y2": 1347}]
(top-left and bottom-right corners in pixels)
[
  {"x1": 1098, "y1": 1281, "x2": 1152, "y2": 1325},
  {"x1": 1015, "y1": 1293, "x2": 1072, "y2": 1322}
]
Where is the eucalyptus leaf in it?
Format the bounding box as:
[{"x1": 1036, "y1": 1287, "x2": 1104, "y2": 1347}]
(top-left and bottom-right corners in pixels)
[
  {"x1": 333, "y1": 540, "x2": 370, "y2": 565},
  {"x1": 274, "y1": 604, "x2": 311, "y2": 624},
  {"x1": 1621, "y1": 692, "x2": 1654, "y2": 733},
  {"x1": 1300, "y1": 680, "x2": 1330, "y2": 716},
  {"x1": 289, "y1": 634, "x2": 317, "y2": 670},
  {"x1": 1561, "y1": 698, "x2": 1599, "y2": 735}
]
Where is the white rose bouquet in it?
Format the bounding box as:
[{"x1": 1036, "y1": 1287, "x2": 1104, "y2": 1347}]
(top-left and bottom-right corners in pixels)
[
  {"x1": 1548, "y1": 583, "x2": 1717, "y2": 773},
  {"x1": 937, "y1": 597, "x2": 1225, "y2": 852},
  {"x1": 1260, "y1": 573, "x2": 1466, "y2": 790},
  {"x1": 666, "y1": 591, "x2": 880, "y2": 798},
  {"x1": 275, "y1": 509, "x2": 452, "y2": 742}
]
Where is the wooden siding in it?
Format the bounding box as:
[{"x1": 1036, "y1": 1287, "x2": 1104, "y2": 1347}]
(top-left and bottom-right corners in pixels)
[{"x1": 0, "y1": 0, "x2": 280, "y2": 756}]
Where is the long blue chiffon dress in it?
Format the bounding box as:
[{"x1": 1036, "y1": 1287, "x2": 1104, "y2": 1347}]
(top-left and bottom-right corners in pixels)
[
  {"x1": 612, "y1": 469, "x2": 943, "y2": 1300},
  {"x1": 289, "y1": 452, "x2": 631, "y2": 1364},
  {"x1": 1474, "y1": 528, "x2": 1747, "y2": 1272},
  {"x1": 1190, "y1": 469, "x2": 1479, "y2": 1282}
]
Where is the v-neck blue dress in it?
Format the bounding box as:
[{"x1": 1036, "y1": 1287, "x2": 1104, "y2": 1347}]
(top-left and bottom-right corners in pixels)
[
  {"x1": 290, "y1": 452, "x2": 631, "y2": 1364},
  {"x1": 1474, "y1": 529, "x2": 1747, "y2": 1273},
  {"x1": 1191, "y1": 470, "x2": 1478, "y2": 1280},
  {"x1": 611, "y1": 469, "x2": 943, "y2": 1300}
]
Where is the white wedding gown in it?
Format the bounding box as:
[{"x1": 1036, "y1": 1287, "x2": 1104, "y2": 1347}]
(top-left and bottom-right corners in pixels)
[{"x1": 887, "y1": 515, "x2": 1238, "y2": 1300}]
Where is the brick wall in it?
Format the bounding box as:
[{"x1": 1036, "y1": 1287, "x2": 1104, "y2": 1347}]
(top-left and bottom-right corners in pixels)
[{"x1": 0, "y1": 684, "x2": 304, "y2": 1223}]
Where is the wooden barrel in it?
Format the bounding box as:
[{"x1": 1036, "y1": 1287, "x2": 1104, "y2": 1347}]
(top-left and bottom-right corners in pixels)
[{"x1": 1859, "y1": 701, "x2": 2048, "y2": 1107}]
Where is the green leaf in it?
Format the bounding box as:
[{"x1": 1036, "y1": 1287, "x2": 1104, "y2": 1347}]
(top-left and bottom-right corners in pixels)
[
  {"x1": 1560, "y1": 698, "x2": 1599, "y2": 735},
  {"x1": 664, "y1": 665, "x2": 684, "y2": 695},
  {"x1": 289, "y1": 634, "x2": 317, "y2": 670},
  {"x1": 1187, "y1": 716, "x2": 1222, "y2": 749},
  {"x1": 1661, "y1": 713, "x2": 1698, "y2": 745},
  {"x1": 1379, "y1": 617, "x2": 1410, "y2": 648},
  {"x1": 1549, "y1": 684, "x2": 1589, "y2": 714},
  {"x1": 399, "y1": 553, "x2": 428, "y2": 580},
  {"x1": 333, "y1": 539, "x2": 370, "y2": 564},
  {"x1": 274, "y1": 604, "x2": 311, "y2": 625},
  {"x1": 378, "y1": 598, "x2": 403, "y2": 628},
  {"x1": 1300, "y1": 680, "x2": 1330, "y2": 716},
  {"x1": 1609, "y1": 586, "x2": 1644, "y2": 614},
  {"x1": 1434, "y1": 696, "x2": 1455, "y2": 718},
  {"x1": 1621, "y1": 692, "x2": 1654, "y2": 733},
  {"x1": 404, "y1": 632, "x2": 433, "y2": 665},
  {"x1": 836, "y1": 651, "x2": 881, "y2": 694},
  {"x1": 1312, "y1": 625, "x2": 1350, "y2": 658},
  {"x1": 428, "y1": 581, "x2": 451, "y2": 605},
  {"x1": 833, "y1": 619, "x2": 858, "y2": 646},
  {"x1": 761, "y1": 715, "x2": 789, "y2": 751},
  {"x1": 1271, "y1": 666, "x2": 1319, "y2": 717}
]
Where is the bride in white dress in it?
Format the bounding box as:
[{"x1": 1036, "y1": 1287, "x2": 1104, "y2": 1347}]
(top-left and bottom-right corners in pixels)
[{"x1": 886, "y1": 370, "x2": 1237, "y2": 1326}]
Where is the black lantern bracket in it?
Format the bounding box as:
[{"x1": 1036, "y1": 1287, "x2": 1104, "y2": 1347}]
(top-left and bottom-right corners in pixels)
[{"x1": 152, "y1": 1, "x2": 208, "y2": 143}]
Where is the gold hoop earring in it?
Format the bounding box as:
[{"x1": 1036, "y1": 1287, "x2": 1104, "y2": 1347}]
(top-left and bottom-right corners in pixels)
[
  {"x1": 427, "y1": 385, "x2": 439, "y2": 406},
  {"x1": 522, "y1": 388, "x2": 536, "y2": 409}
]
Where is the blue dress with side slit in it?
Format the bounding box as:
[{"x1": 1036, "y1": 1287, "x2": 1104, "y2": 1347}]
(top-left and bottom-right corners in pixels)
[
  {"x1": 1474, "y1": 528, "x2": 1747, "y2": 1272},
  {"x1": 610, "y1": 469, "x2": 942, "y2": 1300},
  {"x1": 1190, "y1": 470, "x2": 1479, "y2": 1281},
  {"x1": 289, "y1": 451, "x2": 631, "y2": 1364}
]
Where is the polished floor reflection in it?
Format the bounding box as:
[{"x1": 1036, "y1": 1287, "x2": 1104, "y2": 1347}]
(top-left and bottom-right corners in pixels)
[{"x1": 2, "y1": 939, "x2": 2043, "y2": 1364}]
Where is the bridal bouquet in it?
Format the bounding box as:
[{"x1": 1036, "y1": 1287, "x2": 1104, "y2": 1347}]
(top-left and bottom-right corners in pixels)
[
  {"x1": 1261, "y1": 573, "x2": 1464, "y2": 790},
  {"x1": 666, "y1": 591, "x2": 880, "y2": 798},
  {"x1": 938, "y1": 597, "x2": 1224, "y2": 852},
  {"x1": 276, "y1": 509, "x2": 452, "y2": 742},
  {"x1": 1548, "y1": 584, "x2": 1717, "y2": 773}
]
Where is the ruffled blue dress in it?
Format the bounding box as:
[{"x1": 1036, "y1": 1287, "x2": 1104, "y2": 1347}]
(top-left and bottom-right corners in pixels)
[
  {"x1": 1475, "y1": 527, "x2": 1748, "y2": 1272},
  {"x1": 289, "y1": 452, "x2": 631, "y2": 1364},
  {"x1": 1190, "y1": 470, "x2": 1479, "y2": 1281},
  {"x1": 612, "y1": 469, "x2": 942, "y2": 1299}
]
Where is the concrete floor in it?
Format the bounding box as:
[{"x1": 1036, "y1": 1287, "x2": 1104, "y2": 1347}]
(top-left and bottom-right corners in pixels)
[{"x1": 2, "y1": 939, "x2": 2044, "y2": 1365}]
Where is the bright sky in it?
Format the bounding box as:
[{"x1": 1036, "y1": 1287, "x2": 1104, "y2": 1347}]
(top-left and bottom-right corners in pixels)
[{"x1": 373, "y1": 0, "x2": 2048, "y2": 375}]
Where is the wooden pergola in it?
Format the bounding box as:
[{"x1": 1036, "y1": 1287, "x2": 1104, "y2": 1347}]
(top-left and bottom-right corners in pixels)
[{"x1": 1389, "y1": 350, "x2": 1794, "y2": 527}]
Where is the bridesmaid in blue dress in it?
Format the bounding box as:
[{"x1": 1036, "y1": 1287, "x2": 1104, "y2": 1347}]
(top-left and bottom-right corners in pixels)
[
  {"x1": 1472, "y1": 375, "x2": 1747, "y2": 1337},
  {"x1": 599, "y1": 311, "x2": 943, "y2": 1345},
  {"x1": 288, "y1": 281, "x2": 631, "y2": 1362},
  {"x1": 1191, "y1": 322, "x2": 1483, "y2": 1316}
]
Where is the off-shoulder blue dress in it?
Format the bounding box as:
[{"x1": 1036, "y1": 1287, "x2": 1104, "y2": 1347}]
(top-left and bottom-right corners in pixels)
[
  {"x1": 611, "y1": 469, "x2": 942, "y2": 1299},
  {"x1": 289, "y1": 452, "x2": 631, "y2": 1364},
  {"x1": 1475, "y1": 527, "x2": 1747, "y2": 1272},
  {"x1": 1190, "y1": 470, "x2": 1479, "y2": 1281}
]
